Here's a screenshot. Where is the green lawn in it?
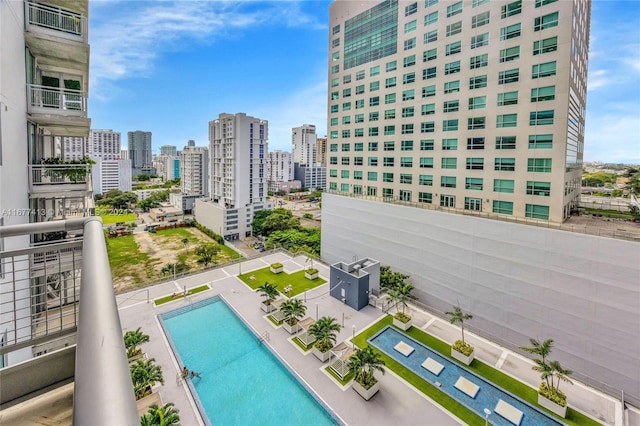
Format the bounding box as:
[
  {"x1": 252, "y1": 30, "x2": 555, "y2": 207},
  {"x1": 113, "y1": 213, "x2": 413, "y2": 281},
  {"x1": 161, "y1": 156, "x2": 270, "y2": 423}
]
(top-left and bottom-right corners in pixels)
[
  {"x1": 353, "y1": 316, "x2": 601, "y2": 426},
  {"x1": 154, "y1": 285, "x2": 210, "y2": 305},
  {"x1": 292, "y1": 336, "x2": 314, "y2": 352},
  {"x1": 239, "y1": 267, "x2": 326, "y2": 297},
  {"x1": 98, "y1": 212, "x2": 137, "y2": 224},
  {"x1": 325, "y1": 366, "x2": 354, "y2": 386},
  {"x1": 583, "y1": 208, "x2": 634, "y2": 219},
  {"x1": 105, "y1": 235, "x2": 151, "y2": 284}
]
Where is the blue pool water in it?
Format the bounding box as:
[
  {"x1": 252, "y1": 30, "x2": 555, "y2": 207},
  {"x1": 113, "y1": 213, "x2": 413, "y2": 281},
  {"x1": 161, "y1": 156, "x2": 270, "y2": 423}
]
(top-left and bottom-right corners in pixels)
[
  {"x1": 161, "y1": 297, "x2": 338, "y2": 426},
  {"x1": 369, "y1": 326, "x2": 565, "y2": 426}
]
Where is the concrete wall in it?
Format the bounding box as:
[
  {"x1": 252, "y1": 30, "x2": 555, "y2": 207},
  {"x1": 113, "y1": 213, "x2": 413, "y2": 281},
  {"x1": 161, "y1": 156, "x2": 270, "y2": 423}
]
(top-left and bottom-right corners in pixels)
[
  {"x1": 329, "y1": 262, "x2": 370, "y2": 311},
  {"x1": 321, "y1": 194, "x2": 640, "y2": 401}
]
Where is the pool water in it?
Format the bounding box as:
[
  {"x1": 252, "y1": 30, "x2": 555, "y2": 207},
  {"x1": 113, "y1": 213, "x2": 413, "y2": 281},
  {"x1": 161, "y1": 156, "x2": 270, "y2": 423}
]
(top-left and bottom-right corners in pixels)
[
  {"x1": 161, "y1": 297, "x2": 337, "y2": 426},
  {"x1": 369, "y1": 326, "x2": 565, "y2": 426}
]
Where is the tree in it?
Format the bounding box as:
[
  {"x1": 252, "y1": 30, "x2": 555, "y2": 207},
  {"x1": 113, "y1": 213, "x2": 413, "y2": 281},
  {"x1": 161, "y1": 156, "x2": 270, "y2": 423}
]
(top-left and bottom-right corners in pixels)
[
  {"x1": 309, "y1": 316, "x2": 341, "y2": 352},
  {"x1": 388, "y1": 283, "x2": 416, "y2": 317},
  {"x1": 195, "y1": 244, "x2": 220, "y2": 266},
  {"x1": 549, "y1": 360, "x2": 573, "y2": 392},
  {"x1": 445, "y1": 304, "x2": 473, "y2": 344},
  {"x1": 380, "y1": 266, "x2": 410, "y2": 292},
  {"x1": 124, "y1": 327, "x2": 150, "y2": 358},
  {"x1": 256, "y1": 282, "x2": 279, "y2": 305},
  {"x1": 140, "y1": 403, "x2": 180, "y2": 426},
  {"x1": 520, "y1": 338, "x2": 554, "y2": 386},
  {"x1": 261, "y1": 212, "x2": 301, "y2": 236},
  {"x1": 181, "y1": 238, "x2": 190, "y2": 253},
  {"x1": 280, "y1": 299, "x2": 306, "y2": 326},
  {"x1": 348, "y1": 345, "x2": 386, "y2": 389},
  {"x1": 130, "y1": 358, "x2": 164, "y2": 400}
]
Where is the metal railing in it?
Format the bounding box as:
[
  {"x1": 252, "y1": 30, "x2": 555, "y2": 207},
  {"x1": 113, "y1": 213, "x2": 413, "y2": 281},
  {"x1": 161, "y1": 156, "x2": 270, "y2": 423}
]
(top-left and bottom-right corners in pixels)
[
  {"x1": 325, "y1": 190, "x2": 640, "y2": 242},
  {"x1": 0, "y1": 218, "x2": 138, "y2": 424},
  {"x1": 24, "y1": 0, "x2": 85, "y2": 40},
  {"x1": 27, "y1": 84, "x2": 87, "y2": 114},
  {"x1": 28, "y1": 164, "x2": 91, "y2": 189}
]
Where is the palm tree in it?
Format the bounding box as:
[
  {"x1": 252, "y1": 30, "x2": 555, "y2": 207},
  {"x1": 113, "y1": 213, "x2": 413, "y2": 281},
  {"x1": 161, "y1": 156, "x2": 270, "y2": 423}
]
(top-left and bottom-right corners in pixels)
[
  {"x1": 140, "y1": 402, "x2": 180, "y2": 426},
  {"x1": 130, "y1": 358, "x2": 164, "y2": 400},
  {"x1": 348, "y1": 345, "x2": 386, "y2": 389},
  {"x1": 445, "y1": 304, "x2": 473, "y2": 344},
  {"x1": 520, "y1": 338, "x2": 554, "y2": 385},
  {"x1": 549, "y1": 360, "x2": 573, "y2": 391},
  {"x1": 195, "y1": 244, "x2": 220, "y2": 266},
  {"x1": 280, "y1": 299, "x2": 306, "y2": 326},
  {"x1": 256, "y1": 281, "x2": 279, "y2": 306},
  {"x1": 124, "y1": 327, "x2": 150, "y2": 358},
  {"x1": 387, "y1": 283, "x2": 416, "y2": 316},
  {"x1": 309, "y1": 316, "x2": 341, "y2": 352},
  {"x1": 181, "y1": 238, "x2": 190, "y2": 253}
]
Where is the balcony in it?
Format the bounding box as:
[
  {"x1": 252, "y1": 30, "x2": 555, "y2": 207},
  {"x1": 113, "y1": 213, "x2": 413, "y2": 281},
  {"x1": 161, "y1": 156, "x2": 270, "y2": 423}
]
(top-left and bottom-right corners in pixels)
[
  {"x1": 28, "y1": 164, "x2": 92, "y2": 197},
  {"x1": 26, "y1": 85, "x2": 90, "y2": 135},
  {"x1": 24, "y1": 1, "x2": 87, "y2": 42}
]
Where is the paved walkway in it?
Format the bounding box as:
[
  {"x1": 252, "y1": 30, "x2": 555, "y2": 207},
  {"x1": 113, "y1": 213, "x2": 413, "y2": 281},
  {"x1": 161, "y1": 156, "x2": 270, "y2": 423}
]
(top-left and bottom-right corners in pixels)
[{"x1": 116, "y1": 252, "x2": 631, "y2": 426}]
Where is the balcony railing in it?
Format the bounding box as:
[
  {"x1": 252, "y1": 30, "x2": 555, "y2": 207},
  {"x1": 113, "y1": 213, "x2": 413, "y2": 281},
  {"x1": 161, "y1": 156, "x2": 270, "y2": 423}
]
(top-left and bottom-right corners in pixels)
[
  {"x1": 0, "y1": 218, "x2": 138, "y2": 423},
  {"x1": 28, "y1": 164, "x2": 91, "y2": 194},
  {"x1": 24, "y1": 0, "x2": 86, "y2": 41},
  {"x1": 27, "y1": 84, "x2": 87, "y2": 116}
]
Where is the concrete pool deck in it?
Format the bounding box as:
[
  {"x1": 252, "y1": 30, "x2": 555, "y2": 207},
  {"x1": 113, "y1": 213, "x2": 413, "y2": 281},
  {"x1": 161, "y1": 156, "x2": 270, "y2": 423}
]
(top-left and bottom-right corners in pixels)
[{"x1": 116, "y1": 252, "x2": 622, "y2": 426}]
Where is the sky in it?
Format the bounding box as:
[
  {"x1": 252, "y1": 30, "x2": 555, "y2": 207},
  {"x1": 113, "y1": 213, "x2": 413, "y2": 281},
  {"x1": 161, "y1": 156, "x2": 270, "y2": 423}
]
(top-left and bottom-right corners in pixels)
[{"x1": 88, "y1": 0, "x2": 640, "y2": 164}]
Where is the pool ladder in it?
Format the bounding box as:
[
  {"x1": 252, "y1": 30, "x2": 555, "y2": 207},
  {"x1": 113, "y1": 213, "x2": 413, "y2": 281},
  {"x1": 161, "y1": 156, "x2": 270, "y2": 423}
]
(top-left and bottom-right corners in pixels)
[{"x1": 258, "y1": 330, "x2": 270, "y2": 343}]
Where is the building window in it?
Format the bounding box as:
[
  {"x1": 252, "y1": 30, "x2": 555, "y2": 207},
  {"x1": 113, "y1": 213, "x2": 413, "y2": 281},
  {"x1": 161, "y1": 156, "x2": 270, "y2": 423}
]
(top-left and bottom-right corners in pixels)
[
  {"x1": 341, "y1": 143, "x2": 350, "y2": 151},
  {"x1": 501, "y1": 0, "x2": 522, "y2": 18},
  {"x1": 403, "y1": 72, "x2": 416, "y2": 84},
  {"x1": 354, "y1": 128, "x2": 364, "y2": 137},
  {"x1": 446, "y1": 1, "x2": 463, "y2": 17},
  {"x1": 355, "y1": 84, "x2": 365, "y2": 94},
  {"x1": 332, "y1": 24, "x2": 340, "y2": 34},
  {"x1": 370, "y1": 96, "x2": 380, "y2": 107},
  {"x1": 403, "y1": 55, "x2": 416, "y2": 67},
  {"x1": 500, "y1": 23, "x2": 521, "y2": 40},
  {"x1": 402, "y1": 106, "x2": 415, "y2": 117},
  {"x1": 369, "y1": 111, "x2": 379, "y2": 121},
  {"x1": 535, "y1": 12, "x2": 559, "y2": 31},
  {"x1": 497, "y1": 113, "x2": 518, "y2": 128},
  {"x1": 468, "y1": 117, "x2": 486, "y2": 130},
  {"x1": 422, "y1": 103, "x2": 436, "y2": 115},
  {"x1": 444, "y1": 80, "x2": 460, "y2": 93},
  {"x1": 420, "y1": 157, "x2": 434, "y2": 168},
  {"x1": 367, "y1": 172, "x2": 378, "y2": 181},
  {"x1": 527, "y1": 181, "x2": 551, "y2": 196},
  {"x1": 399, "y1": 190, "x2": 412, "y2": 201},
  {"x1": 442, "y1": 119, "x2": 458, "y2": 131},
  {"x1": 343, "y1": 116, "x2": 351, "y2": 125},
  {"x1": 368, "y1": 157, "x2": 378, "y2": 166},
  {"x1": 356, "y1": 70, "x2": 365, "y2": 80},
  {"x1": 530, "y1": 110, "x2": 554, "y2": 125},
  {"x1": 354, "y1": 157, "x2": 364, "y2": 166},
  {"x1": 343, "y1": 102, "x2": 351, "y2": 111},
  {"x1": 419, "y1": 175, "x2": 433, "y2": 186},
  {"x1": 385, "y1": 109, "x2": 396, "y2": 119},
  {"x1": 525, "y1": 204, "x2": 550, "y2": 220},
  {"x1": 465, "y1": 177, "x2": 483, "y2": 190},
  {"x1": 341, "y1": 170, "x2": 350, "y2": 178},
  {"x1": 465, "y1": 197, "x2": 483, "y2": 211},
  {"x1": 443, "y1": 99, "x2": 459, "y2": 112},
  {"x1": 422, "y1": 85, "x2": 436, "y2": 97},
  {"x1": 420, "y1": 139, "x2": 435, "y2": 150},
  {"x1": 386, "y1": 60, "x2": 397, "y2": 72},
  {"x1": 441, "y1": 157, "x2": 457, "y2": 169},
  {"x1": 330, "y1": 143, "x2": 338, "y2": 152},
  {"x1": 385, "y1": 77, "x2": 397, "y2": 88},
  {"x1": 329, "y1": 169, "x2": 338, "y2": 177},
  {"x1": 368, "y1": 142, "x2": 378, "y2": 151},
  {"x1": 468, "y1": 95, "x2": 486, "y2": 110},
  {"x1": 369, "y1": 127, "x2": 379, "y2": 136},
  {"x1": 354, "y1": 170, "x2": 363, "y2": 179},
  {"x1": 341, "y1": 157, "x2": 350, "y2": 165},
  {"x1": 425, "y1": 11, "x2": 438, "y2": 26},
  {"x1": 471, "y1": 11, "x2": 490, "y2": 28},
  {"x1": 329, "y1": 157, "x2": 338, "y2": 165},
  {"x1": 441, "y1": 194, "x2": 455, "y2": 207},
  {"x1": 467, "y1": 137, "x2": 485, "y2": 149},
  {"x1": 473, "y1": 0, "x2": 489, "y2": 7},
  {"x1": 405, "y1": 2, "x2": 418, "y2": 16},
  {"x1": 425, "y1": 0, "x2": 439, "y2": 7},
  {"x1": 446, "y1": 21, "x2": 462, "y2": 37},
  {"x1": 402, "y1": 90, "x2": 415, "y2": 101},
  {"x1": 533, "y1": 36, "x2": 558, "y2": 55},
  {"x1": 355, "y1": 114, "x2": 365, "y2": 123},
  {"x1": 367, "y1": 186, "x2": 377, "y2": 196},
  {"x1": 355, "y1": 142, "x2": 364, "y2": 151},
  {"x1": 342, "y1": 130, "x2": 351, "y2": 138},
  {"x1": 441, "y1": 176, "x2": 457, "y2": 188},
  {"x1": 536, "y1": 0, "x2": 558, "y2": 7},
  {"x1": 405, "y1": 20, "x2": 417, "y2": 34},
  {"x1": 370, "y1": 81, "x2": 380, "y2": 91},
  {"x1": 527, "y1": 158, "x2": 552, "y2": 172},
  {"x1": 466, "y1": 157, "x2": 484, "y2": 170},
  {"x1": 445, "y1": 41, "x2": 462, "y2": 56},
  {"x1": 384, "y1": 125, "x2": 396, "y2": 136},
  {"x1": 382, "y1": 188, "x2": 394, "y2": 198},
  {"x1": 329, "y1": 182, "x2": 337, "y2": 190},
  {"x1": 423, "y1": 67, "x2": 437, "y2": 80},
  {"x1": 493, "y1": 200, "x2": 513, "y2": 215},
  {"x1": 385, "y1": 93, "x2": 396, "y2": 104},
  {"x1": 470, "y1": 32, "x2": 489, "y2": 48},
  {"x1": 400, "y1": 173, "x2": 413, "y2": 183},
  {"x1": 332, "y1": 38, "x2": 340, "y2": 48},
  {"x1": 493, "y1": 179, "x2": 515, "y2": 193},
  {"x1": 370, "y1": 65, "x2": 380, "y2": 76},
  {"x1": 424, "y1": 48, "x2": 437, "y2": 62},
  {"x1": 442, "y1": 138, "x2": 458, "y2": 150},
  {"x1": 494, "y1": 158, "x2": 515, "y2": 171},
  {"x1": 343, "y1": 75, "x2": 351, "y2": 84},
  {"x1": 528, "y1": 134, "x2": 553, "y2": 149},
  {"x1": 401, "y1": 123, "x2": 414, "y2": 134},
  {"x1": 496, "y1": 136, "x2": 516, "y2": 149},
  {"x1": 355, "y1": 99, "x2": 365, "y2": 109},
  {"x1": 444, "y1": 61, "x2": 461, "y2": 75},
  {"x1": 383, "y1": 172, "x2": 394, "y2": 183},
  {"x1": 421, "y1": 122, "x2": 435, "y2": 133},
  {"x1": 424, "y1": 29, "x2": 438, "y2": 44},
  {"x1": 497, "y1": 91, "x2": 518, "y2": 106},
  {"x1": 499, "y1": 46, "x2": 520, "y2": 62},
  {"x1": 383, "y1": 157, "x2": 395, "y2": 167},
  {"x1": 469, "y1": 75, "x2": 487, "y2": 89},
  {"x1": 470, "y1": 54, "x2": 488, "y2": 69},
  {"x1": 532, "y1": 61, "x2": 557, "y2": 78},
  {"x1": 531, "y1": 86, "x2": 556, "y2": 102},
  {"x1": 498, "y1": 68, "x2": 519, "y2": 84},
  {"x1": 401, "y1": 140, "x2": 414, "y2": 150}
]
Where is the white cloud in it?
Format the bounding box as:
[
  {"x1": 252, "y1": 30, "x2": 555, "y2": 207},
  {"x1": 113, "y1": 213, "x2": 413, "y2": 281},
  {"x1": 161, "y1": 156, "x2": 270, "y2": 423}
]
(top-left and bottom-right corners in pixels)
[
  {"x1": 585, "y1": 111, "x2": 640, "y2": 164},
  {"x1": 587, "y1": 69, "x2": 610, "y2": 92}
]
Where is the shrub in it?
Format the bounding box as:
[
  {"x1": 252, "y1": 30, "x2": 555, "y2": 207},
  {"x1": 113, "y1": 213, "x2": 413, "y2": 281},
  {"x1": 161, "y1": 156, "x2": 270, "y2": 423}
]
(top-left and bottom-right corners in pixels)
[
  {"x1": 306, "y1": 268, "x2": 318, "y2": 275},
  {"x1": 452, "y1": 339, "x2": 474, "y2": 356},
  {"x1": 315, "y1": 339, "x2": 333, "y2": 353},
  {"x1": 539, "y1": 382, "x2": 567, "y2": 407},
  {"x1": 394, "y1": 311, "x2": 411, "y2": 323},
  {"x1": 271, "y1": 262, "x2": 283, "y2": 269}
]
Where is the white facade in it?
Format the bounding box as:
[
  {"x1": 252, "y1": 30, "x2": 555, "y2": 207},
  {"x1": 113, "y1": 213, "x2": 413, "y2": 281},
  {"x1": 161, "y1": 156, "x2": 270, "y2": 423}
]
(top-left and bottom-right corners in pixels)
[
  {"x1": 159, "y1": 144, "x2": 177, "y2": 157},
  {"x1": 292, "y1": 124, "x2": 318, "y2": 167},
  {"x1": 209, "y1": 113, "x2": 268, "y2": 208},
  {"x1": 266, "y1": 150, "x2": 294, "y2": 185},
  {"x1": 195, "y1": 198, "x2": 273, "y2": 240},
  {"x1": 180, "y1": 146, "x2": 209, "y2": 197},
  {"x1": 92, "y1": 159, "x2": 132, "y2": 195},
  {"x1": 62, "y1": 136, "x2": 86, "y2": 160},
  {"x1": 88, "y1": 129, "x2": 121, "y2": 160},
  {"x1": 156, "y1": 155, "x2": 179, "y2": 182},
  {"x1": 120, "y1": 150, "x2": 129, "y2": 160}
]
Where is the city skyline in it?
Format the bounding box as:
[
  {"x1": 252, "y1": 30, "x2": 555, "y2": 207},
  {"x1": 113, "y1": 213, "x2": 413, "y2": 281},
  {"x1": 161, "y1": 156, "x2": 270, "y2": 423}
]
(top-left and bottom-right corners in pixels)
[{"x1": 88, "y1": 0, "x2": 639, "y2": 163}]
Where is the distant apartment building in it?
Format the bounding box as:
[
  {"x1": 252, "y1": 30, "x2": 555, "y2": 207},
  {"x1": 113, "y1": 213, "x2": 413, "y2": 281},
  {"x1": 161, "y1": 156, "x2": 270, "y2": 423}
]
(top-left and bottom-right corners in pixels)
[
  {"x1": 291, "y1": 125, "x2": 326, "y2": 190},
  {"x1": 316, "y1": 137, "x2": 328, "y2": 166},
  {"x1": 127, "y1": 130, "x2": 152, "y2": 174},
  {"x1": 88, "y1": 129, "x2": 121, "y2": 160},
  {"x1": 180, "y1": 146, "x2": 209, "y2": 197},
  {"x1": 156, "y1": 155, "x2": 180, "y2": 182},
  {"x1": 196, "y1": 113, "x2": 272, "y2": 240},
  {"x1": 92, "y1": 158, "x2": 132, "y2": 195},
  {"x1": 120, "y1": 149, "x2": 129, "y2": 160},
  {"x1": 62, "y1": 136, "x2": 86, "y2": 160},
  {"x1": 159, "y1": 144, "x2": 178, "y2": 157},
  {"x1": 266, "y1": 150, "x2": 297, "y2": 193}
]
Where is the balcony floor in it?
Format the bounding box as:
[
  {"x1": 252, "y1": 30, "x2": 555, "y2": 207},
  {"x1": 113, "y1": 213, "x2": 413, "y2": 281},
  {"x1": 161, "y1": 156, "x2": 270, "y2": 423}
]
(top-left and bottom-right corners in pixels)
[{"x1": 0, "y1": 383, "x2": 73, "y2": 426}]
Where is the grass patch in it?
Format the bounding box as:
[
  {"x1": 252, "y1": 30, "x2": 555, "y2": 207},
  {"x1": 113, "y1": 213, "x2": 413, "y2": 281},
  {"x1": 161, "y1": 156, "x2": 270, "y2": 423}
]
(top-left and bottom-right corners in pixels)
[
  {"x1": 353, "y1": 317, "x2": 601, "y2": 426},
  {"x1": 105, "y1": 235, "x2": 150, "y2": 283},
  {"x1": 325, "y1": 366, "x2": 354, "y2": 386},
  {"x1": 239, "y1": 267, "x2": 326, "y2": 297},
  {"x1": 267, "y1": 315, "x2": 283, "y2": 326},
  {"x1": 154, "y1": 285, "x2": 210, "y2": 306},
  {"x1": 292, "y1": 337, "x2": 314, "y2": 352},
  {"x1": 99, "y1": 213, "x2": 137, "y2": 224},
  {"x1": 583, "y1": 208, "x2": 633, "y2": 219}
]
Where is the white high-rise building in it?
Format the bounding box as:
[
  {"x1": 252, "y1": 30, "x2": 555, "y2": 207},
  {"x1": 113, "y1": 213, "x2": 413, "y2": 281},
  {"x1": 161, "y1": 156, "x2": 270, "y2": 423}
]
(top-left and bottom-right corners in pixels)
[
  {"x1": 88, "y1": 129, "x2": 121, "y2": 160},
  {"x1": 92, "y1": 159, "x2": 132, "y2": 195},
  {"x1": 180, "y1": 146, "x2": 209, "y2": 197},
  {"x1": 62, "y1": 136, "x2": 86, "y2": 160},
  {"x1": 267, "y1": 150, "x2": 294, "y2": 184},
  {"x1": 292, "y1": 124, "x2": 318, "y2": 167},
  {"x1": 159, "y1": 144, "x2": 177, "y2": 157},
  {"x1": 127, "y1": 130, "x2": 152, "y2": 170}
]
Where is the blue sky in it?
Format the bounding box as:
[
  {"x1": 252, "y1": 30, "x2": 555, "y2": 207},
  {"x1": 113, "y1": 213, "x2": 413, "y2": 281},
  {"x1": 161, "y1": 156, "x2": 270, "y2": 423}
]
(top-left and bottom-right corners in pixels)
[{"x1": 88, "y1": 0, "x2": 640, "y2": 164}]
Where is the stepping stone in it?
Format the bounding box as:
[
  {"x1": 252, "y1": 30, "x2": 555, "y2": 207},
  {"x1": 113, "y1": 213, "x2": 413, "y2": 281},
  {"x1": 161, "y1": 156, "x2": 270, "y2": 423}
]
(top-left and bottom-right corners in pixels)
[
  {"x1": 394, "y1": 341, "x2": 415, "y2": 357},
  {"x1": 454, "y1": 376, "x2": 480, "y2": 399},
  {"x1": 421, "y1": 357, "x2": 444, "y2": 376},
  {"x1": 495, "y1": 399, "x2": 524, "y2": 426}
]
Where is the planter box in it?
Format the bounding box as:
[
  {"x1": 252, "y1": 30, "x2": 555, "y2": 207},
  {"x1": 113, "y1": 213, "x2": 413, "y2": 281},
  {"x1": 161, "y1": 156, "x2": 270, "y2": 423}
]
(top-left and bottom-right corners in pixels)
[
  {"x1": 136, "y1": 389, "x2": 162, "y2": 416},
  {"x1": 451, "y1": 348, "x2": 474, "y2": 365},
  {"x1": 270, "y1": 266, "x2": 283, "y2": 274},
  {"x1": 283, "y1": 321, "x2": 299, "y2": 334},
  {"x1": 538, "y1": 393, "x2": 567, "y2": 418},
  {"x1": 393, "y1": 316, "x2": 412, "y2": 331},
  {"x1": 305, "y1": 271, "x2": 319, "y2": 280},
  {"x1": 312, "y1": 346, "x2": 331, "y2": 362},
  {"x1": 352, "y1": 380, "x2": 380, "y2": 401},
  {"x1": 261, "y1": 302, "x2": 276, "y2": 313}
]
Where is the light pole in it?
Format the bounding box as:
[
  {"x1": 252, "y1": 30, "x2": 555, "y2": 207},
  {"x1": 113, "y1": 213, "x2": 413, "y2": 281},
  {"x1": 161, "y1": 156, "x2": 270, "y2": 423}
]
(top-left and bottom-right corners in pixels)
[
  {"x1": 352, "y1": 325, "x2": 356, "y2": 342},
  {"x1": 315, "y1": 302, "x2": 319, "y2": 320},
  {"x1": 483, "y1": 408, "x2": 491, "y2": 426}
]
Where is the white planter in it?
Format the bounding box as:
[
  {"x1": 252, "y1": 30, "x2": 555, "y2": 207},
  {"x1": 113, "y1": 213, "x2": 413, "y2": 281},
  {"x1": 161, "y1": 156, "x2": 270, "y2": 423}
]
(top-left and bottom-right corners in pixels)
[
  {"x1": 538, "y1": 393, "x2": 568, "y2": 418},
  {"x1": 261, "y1": 302, "x2": 276, "y2": 313},
  {"x1": 451, "y1": 348, "x2": 474, "y2": 365},
  {"x1": 393, "y1": 316, "x2": 412, "y2": 331},
  {"x1": 270, "y1": 266, "x2": 283, "y2": 274},
  {"x1": 283, "y1": 321, "x2": 299, "y2": 334},
  {"x1": 352, "y1": 380, "x2": 380, "y2": 400},
  {"x1": 312, "y1": 346, "x2": 331, "y2": 362},
  {"x1": 305, "y1": 271, "x2": 319, "y2": 280}
]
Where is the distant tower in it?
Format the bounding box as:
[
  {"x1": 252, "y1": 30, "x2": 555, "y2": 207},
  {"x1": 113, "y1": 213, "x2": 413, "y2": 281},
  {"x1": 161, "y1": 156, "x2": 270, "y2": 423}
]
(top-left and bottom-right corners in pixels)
[
  {"x1": 292, "y1": 124, "x2": 317, "y2": 167},
  {"x1": 127, "y1": 130, "x2": 152, "y2": 169}
]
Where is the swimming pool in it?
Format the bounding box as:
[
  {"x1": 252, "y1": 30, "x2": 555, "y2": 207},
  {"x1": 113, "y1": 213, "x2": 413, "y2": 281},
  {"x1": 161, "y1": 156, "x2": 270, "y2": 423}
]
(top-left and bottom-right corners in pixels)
[
  {"x1": 161, "y1": 297, "x2": 338, "y2": 426},
  {"x1": 369, "y1": 326, "x2": 566, "y2": 426}
]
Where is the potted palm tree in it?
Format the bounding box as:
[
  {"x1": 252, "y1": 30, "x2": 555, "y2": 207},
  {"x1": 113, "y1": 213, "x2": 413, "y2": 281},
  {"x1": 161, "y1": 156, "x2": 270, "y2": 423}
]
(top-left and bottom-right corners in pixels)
[
  {"x1": 124, "y1": 327, "x2": 150, "y2": 361},
  {"x1": 309, "y1": 316, "x2": 341, "y2": 362},
  {"x1": 130, "y1": 358, "x2": 164, "y2": 401},
  {"x1": 140, "y1": 402, "x2": 180, "y2": 426},
  {"x1": 388, "y1": 283, "x2": 416, "y2": 331},
  {"x1": 280, "y1": 298, "x2": 306, "y2": 334},
  {"x1": 348, "y1": 345, "x2": 386, "y2": 400},
  {"x1": 304, "y1": 252, "x2": 319, "y2": 279},
  {"x1": 270, "y1": 262, "x2": 284, "y2": 274},
  {"x1": 520, "y1": 338, "x2": 573, "y2": 417},
  {"x1": 257, "y1": 281, "x2": 279, "y2": 313},
  {"x1": 446, "y1": 305, "x2": 474, "y2": 365}
]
